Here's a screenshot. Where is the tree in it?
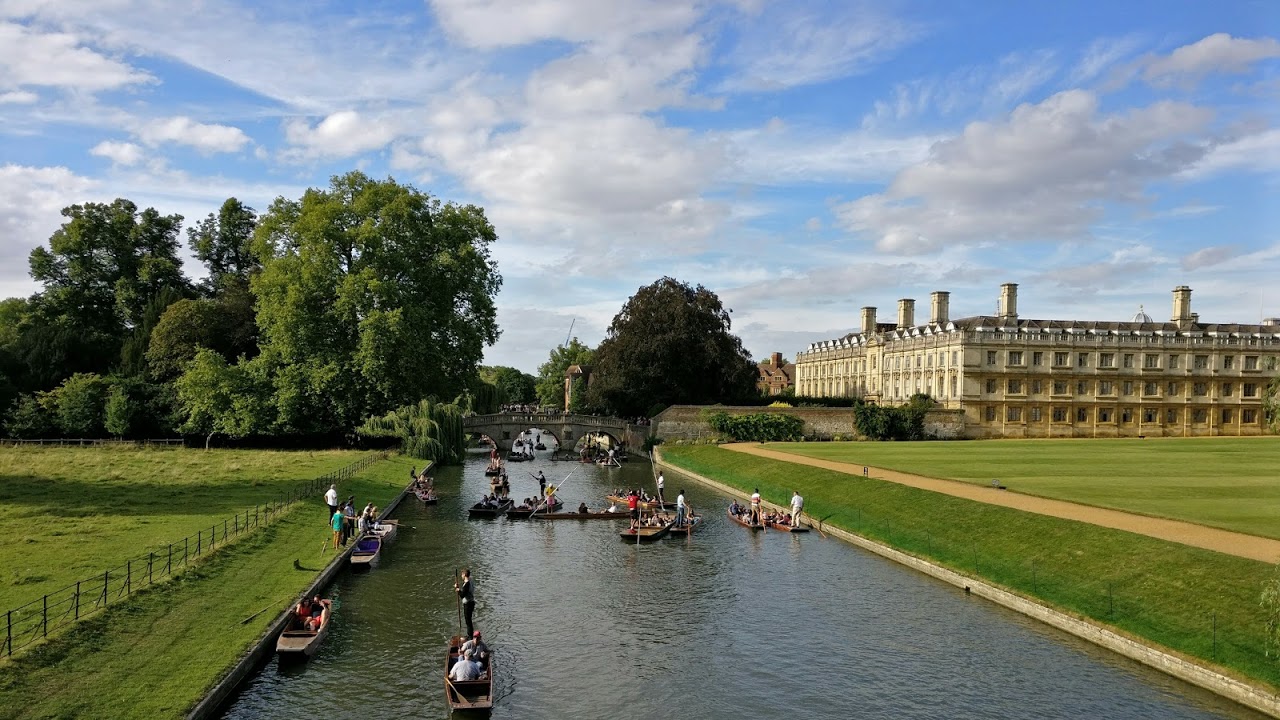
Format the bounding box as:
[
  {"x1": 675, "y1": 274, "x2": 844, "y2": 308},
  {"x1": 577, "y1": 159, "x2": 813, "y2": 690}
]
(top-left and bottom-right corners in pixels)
[
  {"x1": 249, "y1": 172, "x2": 501, "y2": 432},
  {"x1": 145, "y1": 292, "x2": 257, "y2": 380},
  {"x1": 4, "y1": 394, "x2": 53, "y2": 438},
  {"x1": 481, "y1": 366, "x2": 537, "y2": 405},
  {"x1": 119, "y1": 285, "x2": 188, "y2": 376},
  {"x1": 175, "y1": 349, "x2": 272, "y2": 448},
  {"x1": 187, "y1": 198, "x2": 259, "y2": 292},
  {"x1": 52, "y1": 372, "x2": 109, "y2": 436},
  {"x1": 104, "y1": 382, "x2": 143, "y2": 437},
  {"x1": 535, "y1": 339, "x2": 594, "y2": 408},
  {"x1": 585, "y1": 277, "x2": 758, "y2": 417},
  {"x1": 1265, "y1": 357, "x2": 1280, "y2": 435}
]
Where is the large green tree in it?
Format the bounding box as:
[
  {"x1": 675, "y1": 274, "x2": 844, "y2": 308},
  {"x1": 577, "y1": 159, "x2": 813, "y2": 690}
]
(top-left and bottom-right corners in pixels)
[
  {"x1": 243, "y1": 171, "x2": 501, "y2": 433},
  {"x1": 535, "y1": 338, "x2": 594, "y2": 408},
  {"x1": 585, "y1": 277, "x2": 758, "y2": 416},
  {"x1": 187, "y1": 198, "x2": 259, "y2": 292},
  {"x1": 481, "y1": 365, "x2": 537, "y2": 405}
]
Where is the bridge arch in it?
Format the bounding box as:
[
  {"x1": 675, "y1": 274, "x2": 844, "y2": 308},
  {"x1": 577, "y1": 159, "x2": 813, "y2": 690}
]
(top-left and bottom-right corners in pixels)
[{"x1": 461, "y1": 413, "x2": 643, "y2": 452}]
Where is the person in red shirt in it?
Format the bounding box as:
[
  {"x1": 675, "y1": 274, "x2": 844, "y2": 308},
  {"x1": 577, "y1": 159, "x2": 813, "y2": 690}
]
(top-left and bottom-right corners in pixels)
[{"x1": 627, "y1": 491, "x2": 640, "y2": 530}]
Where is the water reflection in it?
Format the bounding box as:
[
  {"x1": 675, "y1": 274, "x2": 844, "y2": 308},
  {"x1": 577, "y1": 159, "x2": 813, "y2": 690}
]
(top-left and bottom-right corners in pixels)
[{"x1": 222, "y1": 455, "x2": 1264, "y2": 720}]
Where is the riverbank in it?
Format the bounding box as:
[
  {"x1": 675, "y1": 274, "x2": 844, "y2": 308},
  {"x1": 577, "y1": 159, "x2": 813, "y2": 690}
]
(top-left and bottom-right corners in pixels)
[
  {"x1": 658, "y1": 444, "x2": 1280, "y2": 717},
  {"x1": 0, "y1": 454, "x2": 416, "y2": 720}
]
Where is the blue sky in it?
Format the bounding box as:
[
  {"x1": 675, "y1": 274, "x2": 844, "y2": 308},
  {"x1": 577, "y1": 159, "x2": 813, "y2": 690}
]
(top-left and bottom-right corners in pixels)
[{"x1": 1, "y1": 0, "x2": 1277, "y2": 373}]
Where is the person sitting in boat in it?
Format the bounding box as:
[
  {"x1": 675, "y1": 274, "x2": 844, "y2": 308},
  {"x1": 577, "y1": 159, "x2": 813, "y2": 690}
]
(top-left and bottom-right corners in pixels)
[
  {"x1": 449, "y1": 651, "x2": 482, "y2": 681},
  {"x1": 578, "y1": 502, "x2": 589, "y2": 514},
  {"x1": 729, "y1": 500, "x2": 742, "y2": 516},
  {"x1": 460, "y1": 630, "x2": 490, "y2": 669},
  {"x1": 294, "y1": 598, "x2": 311, "y2": 622}
]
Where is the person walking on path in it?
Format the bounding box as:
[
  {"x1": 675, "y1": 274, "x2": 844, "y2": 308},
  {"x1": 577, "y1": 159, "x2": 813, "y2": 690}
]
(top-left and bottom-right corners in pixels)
[
  {"x1": 331, "y1": 507, "x2": 344, "y2": 549},
  {"x1": 790, "y1": 491, "x2": 804, "y2": 528},
  {"x1": 455, "y1": 569, "x2": 476, "y2": 637},
  {"x1": 325, "y1": 484, "x2": 338, "y2": 521},
  {"x1": 656, "y1": 472, "x2": 665, "y2": 504},
  {"x1": 750, "y1": 488, "x2": 762, "y2": 526}
]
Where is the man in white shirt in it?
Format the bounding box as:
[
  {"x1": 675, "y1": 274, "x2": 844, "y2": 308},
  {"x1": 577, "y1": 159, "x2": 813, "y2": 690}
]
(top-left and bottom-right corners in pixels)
[
  {"x1": 790, "y1": 491, "x2": 804, "y2": 528},
  {"x1": 675, "y1": 490, "x2": 687, "y2": 527},
  {"x1": 656, "y1": 472, "x2": 665, "y2": 504},
  {"x1": 750, "y1": 488, "x2": 762, "y2": 525},
  {"x1": 324, "y1": 484, "x2": 338, "y2": 521},
  {"x1": 449, "y1": 651, "x2": 482, "y2": 681}
]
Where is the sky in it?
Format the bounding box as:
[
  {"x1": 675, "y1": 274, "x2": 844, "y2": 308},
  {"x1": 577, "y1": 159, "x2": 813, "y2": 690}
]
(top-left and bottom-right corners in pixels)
[{"x1": 2, "y1": 0, "x2": 1278, "y2": 373}]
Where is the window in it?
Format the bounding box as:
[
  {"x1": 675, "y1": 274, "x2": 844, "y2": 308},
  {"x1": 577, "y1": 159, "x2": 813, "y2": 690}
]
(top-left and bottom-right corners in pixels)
[
  {"x1": 1099, "y1": 381, "x2": 1113, "y2": 395},
  {"x1": 1032, "y1": 351, "x2": 1043, "y2": 366},
  {"x1": 927, "y1": 354, "x2": 933, "y2": 367},
  {"x1": 951, "y1": 377, "x2": 957, "y2": 396},
  {"x1": 1222, "y1": 409, "x2": 1234, "y2": 424},
  {"x1": 1222, "y1": 355, "x2": 1234, "y2": 369},
  {"x1": 1245, "y1": 356, "x2": 1259, "y2": 370},
  {"x1": 1052, "y1": 407, "x2": 1068, "y2": 422},
  {"x1": 952, "y1": 351, "x2": 958, "y2": 365},
  {"x1": 985, "y1": 406, "x2": 996, "y2": 421},
  {"x1": 1030, "y1": 407, "x2": 1042, "y2": 422},
  {"x1": 1244, "y1": 409, "x2": 1257, "y2": 423},
  {"x1": 1168, "y1": 354, "x2": 1179, "y2": 369},
  {"x1": 1008, "y1": 351, "x2": 1023, "y2": 365},
  {"x1": 1076, "y1": 380, "x2": 1089, "y2": 395},
  {"x1": 1123, "y1": 354, "x2": 1134, "y2": 368},
  {"x1": 1099, "y1": 408, "x2": 1113, "y2": 423},
  {"x1": 1007, "y1": 379, "x2": 1023, "y2": 394},
  {"x1": 1054, "y1": 352, "x2": 1069, "y2": 366},
  {"x1": 986, "y1": 379, "x2": 997, "y2": 393},
  {"x1": 1006, "y1": 407, "x2": 1022, "y2": 421},
  {"x1": 1099, "y1": 353, "x2": 1114, "y2": 368},
  {"x1": 1244, "y1": 383, "x2": 1258, "y2": 397},
  {"x1": 894, "y1": 384, "x2": 900, "y2": 397},
  {"x1": 916, "y1": 355, "x2": 922, "y2": 368},
  {"x1": 895, "y1": 357, "x2": 901, "y2": 370},
  {"x1": 1166, "y1": 408, "x2": 1179, "y2": 424},
  {"x1": 1122, "y1": 381, "x2": 1134, "y2": 395},
  {"x1": 1143, "y1": 408, "x2": 1157, "y2": 423},
  {"x1": 1077, "y1": 352, "x2": 1089, "y2": 367},
  {"x1": 1053, "y1": 380, "x2": 1068, "y2": 395},
  {"x1": 1192, "y1": 408, "x2": 1207, "y2": 423},
  {"x1": 1031, "y1": 380, "x2": 1042, "y2": 394},
  {"x1": 1167, "y1": 382, "x2": 1179, "y2": 396},
  {"x1": 1076, "y1": 408, "x2": 1089, "y2": 422},
  {"x1": 1222, "y1": 382, "x2": 1233, "y2": 397},
  {"x1": 1144, "y1": 382, "x2": 1158, "y2": 396},
  {"x1": 1194, "y1": 355, "x2": 1209, "y2": 369},
  {"x1": 1193, "y1": 382, "x2": 1208, "y2": 396},
  {"x1": 987, "y1": 351, "x2": 997, "y2": 366}
]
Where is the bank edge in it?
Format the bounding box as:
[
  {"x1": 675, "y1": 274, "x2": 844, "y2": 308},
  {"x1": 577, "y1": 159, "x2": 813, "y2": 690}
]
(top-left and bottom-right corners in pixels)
[{"x1": 655, "y1": 447, "x2": 1280, "y2": 719}]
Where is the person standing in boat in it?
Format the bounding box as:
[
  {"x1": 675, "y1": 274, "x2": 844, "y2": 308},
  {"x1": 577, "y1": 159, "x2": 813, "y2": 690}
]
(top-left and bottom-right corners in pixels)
[
  {"x1": 627, "y1": 490, "x2": 641, "y2": 530},
  {"x1": 750, "y1": 488, "x2": 762, "y2": 525},
  {"x1": 675, "y1": 489, "x2": 687, "y2": 528},
  {"x1": 455, "y1": 569, "x2": 476, "y2": 637},
  {"x1": 656, "y1": 472, "x2": 665, "y2": 504},
  {"x1": 535, "y1": 471, "x2": 547, "y2": 496},
  {"x1": 791, "y1": 491, "x2": 804, "y2": 528}
]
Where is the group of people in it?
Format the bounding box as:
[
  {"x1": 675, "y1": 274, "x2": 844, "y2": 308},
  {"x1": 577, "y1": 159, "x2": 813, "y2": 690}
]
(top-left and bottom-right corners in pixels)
[
  {"x1": 411, "y1": 469, "x2": 435, "y2": 501},
  {"x1": 325, "y1": 484, "x2": 379, "y2": 548},
  {"x1": 291, "y1": 596, "x2": 328, "y2": 632},
  {"x1": 729, "y1": 490, "x2": 804, "y2": 528},
  {"x1": 475, "y1": 493, "x2": 506, "y2": 509},
  {"x1": 448, "y1": 568, "x2": 491, "y2": 682}
]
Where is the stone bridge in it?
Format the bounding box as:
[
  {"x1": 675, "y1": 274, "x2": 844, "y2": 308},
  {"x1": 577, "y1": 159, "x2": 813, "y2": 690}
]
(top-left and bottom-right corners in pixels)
[{"x1": 462, "y1": 413, "x2": 648, "y2": 451}]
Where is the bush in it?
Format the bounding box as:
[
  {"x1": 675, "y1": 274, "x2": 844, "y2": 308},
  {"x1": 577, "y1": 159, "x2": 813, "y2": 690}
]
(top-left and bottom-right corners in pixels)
[
  {"x1": 704, "y1": 411, "x2": 804, "y2": 442},
  {"x1": 853, "y1": 395, "x2": 935, "y2": 441},
  {"x1": 5, "y1": 394, "x2": 54, "y2": 438}
]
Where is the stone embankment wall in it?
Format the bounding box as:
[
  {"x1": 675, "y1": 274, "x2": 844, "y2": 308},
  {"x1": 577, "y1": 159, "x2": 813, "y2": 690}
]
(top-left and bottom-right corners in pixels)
[{"x1": 651, "y1": 405, "x2": 966, "y2": 441}]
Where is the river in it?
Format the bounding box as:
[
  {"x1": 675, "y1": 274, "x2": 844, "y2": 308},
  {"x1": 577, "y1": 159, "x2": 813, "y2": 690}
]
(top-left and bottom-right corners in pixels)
[{"x1": 222, "y1": 452, "x2": 1265, "y2": 719}]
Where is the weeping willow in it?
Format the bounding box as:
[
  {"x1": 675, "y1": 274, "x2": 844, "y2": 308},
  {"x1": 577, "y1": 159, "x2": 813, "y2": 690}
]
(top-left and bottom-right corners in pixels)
[{"x1": 358, "y1": 398, "x2": 466, "y2": 464}]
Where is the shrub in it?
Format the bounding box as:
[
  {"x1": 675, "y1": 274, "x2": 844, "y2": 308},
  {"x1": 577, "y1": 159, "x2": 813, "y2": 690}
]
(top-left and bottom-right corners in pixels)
[{"x1": 704, "y1": 411, "x2": 804, "y2": 442}]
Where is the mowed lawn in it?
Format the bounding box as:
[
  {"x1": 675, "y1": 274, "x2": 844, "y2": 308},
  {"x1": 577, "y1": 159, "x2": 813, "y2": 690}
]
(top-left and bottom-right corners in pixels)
[
  {"x1": 764, "y1": 437, "x2": 1280, "y2": 539},
  {"x1": 0, "y1": 446, "x2": 371, "y2": 609}
]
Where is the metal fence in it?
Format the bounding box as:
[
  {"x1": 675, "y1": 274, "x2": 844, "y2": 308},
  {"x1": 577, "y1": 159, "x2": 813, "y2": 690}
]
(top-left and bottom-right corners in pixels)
[
  {"x1": 0, "y1": 450, "x2": 390, "y2": 657},
  {"x1": 0, "y1": 438, "x2": 185, "y2": 447}
]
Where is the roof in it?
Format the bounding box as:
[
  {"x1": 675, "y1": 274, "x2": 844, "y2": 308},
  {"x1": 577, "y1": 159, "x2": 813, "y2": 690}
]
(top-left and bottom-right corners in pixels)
[{"x1": 757, "y1": 363, "x2": 795, "y2": 383}]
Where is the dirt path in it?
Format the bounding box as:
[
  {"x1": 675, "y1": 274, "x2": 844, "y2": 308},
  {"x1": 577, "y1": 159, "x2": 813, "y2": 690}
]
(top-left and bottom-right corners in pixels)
[{"x1": 723, "y1": 443, "x2": 1280, "y2": 564}]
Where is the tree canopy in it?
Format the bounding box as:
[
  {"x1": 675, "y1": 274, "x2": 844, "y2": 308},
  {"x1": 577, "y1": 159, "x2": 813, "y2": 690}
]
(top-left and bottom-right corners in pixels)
[
  {"x1": 481, "y1": 365, "x2": 537, "y2": 405},
  {"x1": 585, "y1": 277, "x2": 758, "y2": 416}
]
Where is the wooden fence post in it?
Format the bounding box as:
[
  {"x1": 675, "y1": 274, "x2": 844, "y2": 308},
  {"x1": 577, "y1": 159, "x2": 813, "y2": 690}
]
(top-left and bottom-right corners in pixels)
[
  {"x1": 197, "y1": 530, "x2": 202, "y2": 556},
  {"x1": 75, "y1": 581, "x2": 80, "y2": 620},
  {"x1": 42, "y1": 595, "x2": 47, "y2": 638},
  {"x1": 148, "y1": 552, "x2": 154, "y2": 585},
  {"x1": 102, "y1": 570, "x2": 109, "y2": 607},
  {"x1": 126, "y1": 560, "x2": 131, "y2": 595}
]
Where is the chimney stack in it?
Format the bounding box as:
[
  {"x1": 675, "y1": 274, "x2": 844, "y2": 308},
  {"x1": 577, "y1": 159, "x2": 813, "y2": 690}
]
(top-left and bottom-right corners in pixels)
[
  {"x1": 930, "y1": 291, "x2": 950, "y2": 325},
  {"x1": 897, "y1": 298, "x2": 916, "y2": 329},
  {"x1": 998, "y1": 283, "x2": 1018, "y2": 322},
  {"x1": 860, "y1": 306, "x2": 877, "y2": 335},
  {"x1": 770, "y1": 352, "x2": 783, "y2": 368},
  {"x1": 1172, "y1": 285, "x2": 1193, "y2": 328}
]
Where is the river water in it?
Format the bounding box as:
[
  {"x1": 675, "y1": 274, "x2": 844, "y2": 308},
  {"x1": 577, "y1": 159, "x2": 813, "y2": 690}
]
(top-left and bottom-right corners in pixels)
[{"x1": 223, "y1": 452, "x2": 1264, "y2": 719}]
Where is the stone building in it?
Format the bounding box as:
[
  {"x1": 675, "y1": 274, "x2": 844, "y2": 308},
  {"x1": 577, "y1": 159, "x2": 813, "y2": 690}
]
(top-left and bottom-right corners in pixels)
[
  {"x1": 757, "y1": 352, "x2": 795, "y2": 396},
  {"x1": 563, "y1": 364, "x2": 592, "y2": 411},
  {"x1": 794, "y1": 284, "x2": 1279, "y2": 438}
]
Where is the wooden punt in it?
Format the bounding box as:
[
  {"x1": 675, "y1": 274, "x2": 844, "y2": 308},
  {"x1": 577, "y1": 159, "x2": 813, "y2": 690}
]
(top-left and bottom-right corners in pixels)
[
  {"x1": 727, "y1": 507, "x2": 763, "y2": 531},
  {"x1": 767, "y1": 520, "x2": 809, "y2": 533},
  {"x1": 606, "y1": 494, "x2": 674, "y2": 511},
  {"x1": 619, "y1": 517, "x2": 674, "y2": 543},
  {"x1": 277, "y1": 599, "x2": 332, "y2": 657},
  {"x1": 445, "y1": 635, "x2": 494, "y2": 712},
  {"x1": 350, "y1": 534, "x2": 382, "y2": 567},
  {"x1": 416, "y1": 489, "x2": 438, "y2": 505},
  {"x1": 372, "y1": 519, "x2": 398, "y2": 543},
  {"x1": 506, "y1": 499, "x2": 563, "y2": 519},
  {"x1": 468, "y1": 499, "x2": 513, "y2": 519},
  {"x1": 668, "y1": 513, "x2": 703, "y2": 536},
  {"x1": 483, "y1": 465, "x2": 503, "y2": 477},
  {"x1": 535, "y1": 510, "x2": 626, "y2": 520}
]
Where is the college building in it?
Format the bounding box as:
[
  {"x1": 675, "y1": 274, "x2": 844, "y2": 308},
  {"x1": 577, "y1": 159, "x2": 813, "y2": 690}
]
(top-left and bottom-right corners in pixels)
[{"x1": 794, "y1": 284, "x2": 1279, "y2": 438}]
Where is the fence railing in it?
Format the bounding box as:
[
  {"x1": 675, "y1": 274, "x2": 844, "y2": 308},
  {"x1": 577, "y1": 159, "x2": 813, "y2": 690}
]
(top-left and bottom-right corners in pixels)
[
  {"x1": 0, "y1": 450, "x2": 390, "y2": 658},
  {"x1": 0, "y1": 438, "x2": 184, "y2": 447}
]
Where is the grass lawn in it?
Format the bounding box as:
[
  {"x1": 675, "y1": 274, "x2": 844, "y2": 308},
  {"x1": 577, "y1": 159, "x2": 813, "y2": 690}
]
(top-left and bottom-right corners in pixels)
[
  {"x1": 661, "y1": 444, "x2": 1280, "y2": 691},
  {"x1": 762, "y1": 437, "x2": 1280, "y2": 539},
  {"x1": 0, "y1": 446, "x2": 371, "y2": 609},
  {"x1": 0, "y1": 453, "x2": 416, "y2": 720}
]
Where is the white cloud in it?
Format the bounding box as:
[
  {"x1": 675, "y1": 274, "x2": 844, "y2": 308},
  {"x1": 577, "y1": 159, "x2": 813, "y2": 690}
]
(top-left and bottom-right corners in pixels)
[
  {"x1": 1185, "y1": 127, "x2": 1280, "y2": 177},
  {"x1": 0, "y1": 164, "x2": 99, "y2": 292},
  {"x1": 1143, "y1": 33, "x2": 1280, "y2": 87},
  {"x1": 89, "y1": 140, "x2": 144, "y2": 166},
  {"x1": 723, "y1": 122, "x2": 936, "y2": 185},
  {"x1": 1069, "y1": 35, "x2": 1144, "y2": 85},
  {"x1": 428, "y1": 0, "x2": 700, "y2": 49},
  {"x1": 1181, "y1": 244, "x2": 1242, "y2": 270},
  {"x1": 0, "y1": 89, "x2": 38, "y2": 104},
  {"x1": 836, "y1": 90, "x2": 1217, "y2": 254},
  {"x1": 0, "y1": 21, "x2": 152, "y2": 92},
  {"x1": 282, "y1": 110, "x2": 404, "y2": 161},
  {"x1": 138, "y1": 116, "x2": 251, "y2": 154},
  {"x1": 866, "y1": 49, "x2": 1058, "y2": 124}
]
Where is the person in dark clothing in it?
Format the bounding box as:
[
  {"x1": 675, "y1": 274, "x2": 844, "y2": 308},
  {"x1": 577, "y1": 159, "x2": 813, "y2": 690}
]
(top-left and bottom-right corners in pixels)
[
  {"x1": 454, "y1": 568, "x2": 476, "y2": 637},
  {"x1": 536, "y1": 471, "x2": 547, "y2": 497}
]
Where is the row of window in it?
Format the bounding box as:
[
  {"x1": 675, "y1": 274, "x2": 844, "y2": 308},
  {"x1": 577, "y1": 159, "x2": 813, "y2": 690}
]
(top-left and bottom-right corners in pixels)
[
  {"x1": 984, "y1": 407, "x2": 1260, "y2": 424},
  {"x1": 984, "y1": 379, "x2": 1261, "y2": 398},
  {"x1": 988, "y1": 350, "x2": 1267, "y2": 370}
]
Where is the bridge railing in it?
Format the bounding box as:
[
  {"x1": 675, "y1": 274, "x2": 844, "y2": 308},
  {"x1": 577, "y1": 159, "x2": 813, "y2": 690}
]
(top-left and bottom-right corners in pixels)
[{"x1": 463, "y1": 413, "x2": 633, "y2": 427}]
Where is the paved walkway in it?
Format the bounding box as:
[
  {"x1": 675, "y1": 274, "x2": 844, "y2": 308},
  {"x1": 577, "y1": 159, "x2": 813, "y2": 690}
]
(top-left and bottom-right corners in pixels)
[{"x1": 723, "y1": 443, "x2": 1280, "y2": 564}]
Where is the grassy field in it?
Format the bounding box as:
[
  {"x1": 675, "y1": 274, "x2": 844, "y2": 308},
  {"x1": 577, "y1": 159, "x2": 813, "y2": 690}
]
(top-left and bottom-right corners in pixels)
[
  {"x1": 763, "y1": 437, "x2": 1280, "y2": 539},
  {"x1": 661, "y1": 444, "x2": 1280, "y2": 691},
  {"x1": 0, "y1": 446, "x2": 372, "y2": 608},
  {"x1": 0, "y1": 452, "x2": 416, "y2": 720}
]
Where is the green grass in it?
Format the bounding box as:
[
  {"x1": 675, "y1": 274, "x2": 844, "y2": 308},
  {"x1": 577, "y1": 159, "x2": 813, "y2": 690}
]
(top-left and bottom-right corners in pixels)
[
  {"x1": 0, "y1": 446, "x2": 369, "y2": 608},
  {"x1": 662, "y1": 444, "x2": 1280, "y2": 691},
  {"x1": 0, "y1": 454, "x2": 416, "y2": 720},
  {"x1": 762, "y1": 437, "x2": 1280, "y2": 539}
]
